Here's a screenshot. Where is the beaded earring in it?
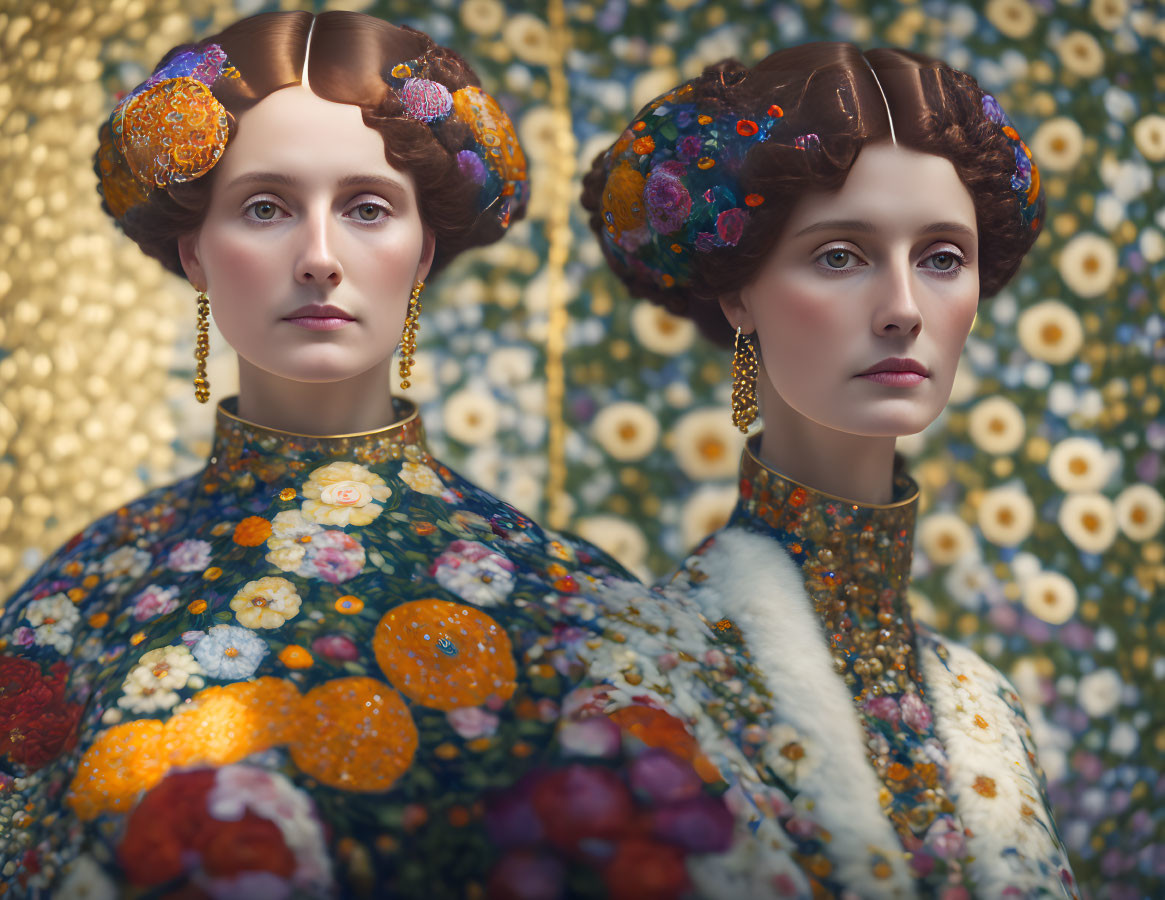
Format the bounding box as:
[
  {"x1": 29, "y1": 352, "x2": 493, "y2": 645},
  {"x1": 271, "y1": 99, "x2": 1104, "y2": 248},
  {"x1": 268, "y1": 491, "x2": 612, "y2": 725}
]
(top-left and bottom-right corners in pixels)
[
  {"x1": 398, "y1": 281, "x2": 425, "y2": 390},
  {"x1": 193, "y1": 291, "x2": 211, "y2": 404},
  {"x1": 731, "y1": 326, "x2": 759, "y2": 433}
]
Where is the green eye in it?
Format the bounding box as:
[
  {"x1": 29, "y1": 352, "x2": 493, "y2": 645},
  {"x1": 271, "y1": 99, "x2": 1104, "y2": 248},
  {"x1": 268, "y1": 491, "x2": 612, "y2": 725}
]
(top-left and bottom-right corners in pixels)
[
  {"x1": 825, "y1": 249, "x2": 850, "y2": 268},
  {"x1": 252, "y1": 202, "x2": 277, "y2": 220},
  {"x1": 356, "y1": 204, "x2": 382, "y2": 221},
  {"x1": 932, "y1": 253, "x2": 955, "y2": 270}
]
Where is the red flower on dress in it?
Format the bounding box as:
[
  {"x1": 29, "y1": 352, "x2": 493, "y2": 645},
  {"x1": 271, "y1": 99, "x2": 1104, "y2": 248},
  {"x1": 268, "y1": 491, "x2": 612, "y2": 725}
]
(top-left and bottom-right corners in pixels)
[{"x1": 0, "y1": 655, "x2": 82, "y2": 770}]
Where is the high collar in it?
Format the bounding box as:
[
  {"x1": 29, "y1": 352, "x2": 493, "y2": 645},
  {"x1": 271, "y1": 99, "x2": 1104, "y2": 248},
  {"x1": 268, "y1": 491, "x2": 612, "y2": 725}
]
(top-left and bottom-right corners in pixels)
[
  {"x1": 728, "y1": 437, "x2": 921, "y2": 700},
  {"x1": 200, "y1": 396, "x2": 428, "y2": 494}
]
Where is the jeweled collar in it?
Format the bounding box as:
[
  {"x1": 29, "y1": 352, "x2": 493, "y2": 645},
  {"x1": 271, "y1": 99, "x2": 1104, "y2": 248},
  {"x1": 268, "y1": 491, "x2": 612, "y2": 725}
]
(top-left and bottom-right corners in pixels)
[
  {"x1": 202, "y1": 396, "x2": 428, "y2": 492},
  {"x1": 727, "y1": 437, "x2": 921, "y2": 696}
]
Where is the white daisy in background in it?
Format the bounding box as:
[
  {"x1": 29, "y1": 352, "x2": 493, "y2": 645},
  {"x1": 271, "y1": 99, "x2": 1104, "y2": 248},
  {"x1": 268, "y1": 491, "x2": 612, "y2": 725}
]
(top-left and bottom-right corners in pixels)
[
  {"x1": 502, "y1": 13, "x2": 554, "y2": 66},
  {"x1": 1057, "y1": 30, "x2": 1106, "y2": 77},
  {"x1": 1113, "y1": 483, "x2": 1165, "y2": 540},
  {"x1": 977, "y1": 485, "x2": 1036, "y2": 546},
  {"x1": 1090, "y1": 0, "x2": 1128, "y2": 30},
  {"x1": 1047, "y1": 437, "x2": 1112, "y2": 493},
  {"x1": 670, "y1": 408, "x2": 745, "y2": 480},
  {"x1": 396, "y1": 350, "x2": 439, "y2": 405},
  {"x1": 459, "y1": 0, "x2": 505, "y2": 35},
  {"x1": 681, "y1": 485, "x2": 738, "y2": 552},
  {"x1": 1131, "y1": 113, "x2": 1165, "y2": 163},
  {"x1": 592, "y1": 401, "x2": 660, "y2": 462},
  {"x1": 443, "y1": 388, "x2": 500, "y2": 447},
  {"x1": 632, "y1": 66, "x2": 683, "y2": 111},
  {"x1": 519, "y1": 106, "x2": 559, "y2": 174},
  {"x1": 630, "y1": 301, "x2": 697, "y2": 356},
  {"x1": 1140, "y1": 228, "x2": 1165, "y2": 264},
  {"x1": 1021, "y1": 571, "x2": 1078, "y2": 624},
  {"x1": 485, "y1": 346, "x2": 536, "y2": 388},
  {"x1": 1058, "y1": 233, "x2": 1118, "y2": 298},
  {"x1": 1030, "y1": 117, "x2": 1085, "y2": 172},
  {"x1": 968, "y1": 396, "x2": 1026, "y2": 455},
  {"x1": 1016, "y1": 300, "x2": 1085, "y2": 364},
  {"x1": 1076, "y1": 667, "x2": 1123, "y2": 717},
  {"x1": 575, "y1": 515, "x2": 650, "y2": 577},
  {"x1": 985, "y1": 0, "x2": 1038, "y2": 38},
  {"x1": 1058, "y1": 493, "x2": 1119, "y2": 554},
  {"x1": 918, "y1": 512, "x2": 977, "y2": 566}
]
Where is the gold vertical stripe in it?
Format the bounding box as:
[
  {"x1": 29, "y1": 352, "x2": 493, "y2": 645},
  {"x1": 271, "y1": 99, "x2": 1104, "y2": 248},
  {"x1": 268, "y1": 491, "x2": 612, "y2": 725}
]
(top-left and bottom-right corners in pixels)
[{"x1": 543, "y1": 0, "x2": 573, "y2": 531}]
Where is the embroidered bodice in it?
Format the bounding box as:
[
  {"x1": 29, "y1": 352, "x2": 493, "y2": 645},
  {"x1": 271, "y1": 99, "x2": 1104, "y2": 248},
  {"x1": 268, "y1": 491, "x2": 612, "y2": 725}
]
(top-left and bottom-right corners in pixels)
[{"x1": 0, "y1": 399, "x2": 757, "y2": 899}]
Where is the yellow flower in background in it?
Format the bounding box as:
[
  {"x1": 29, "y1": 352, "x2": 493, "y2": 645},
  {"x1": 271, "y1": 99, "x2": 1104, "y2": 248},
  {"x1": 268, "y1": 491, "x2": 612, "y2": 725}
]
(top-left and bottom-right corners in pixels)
[
  {"x1": 503, "y1": 13, "x2": 554, "y2": 66},
  {"x1": 444, "y1": 389, "x2": 500, "y2": 447},
  {"x1": 575, "y1": 515, "x2": 649, "y2": 576},
  {"x1": 985, "y1": 0, "x2": 1037, "y2": 38},
  {"x1": 978, "y1": 486, "x2": 1036, "y2": 546},
  {"x1": 230, "y1": 576, "x2": 302, "y2": 629},
  {"x1": 1016, "y1": 300, "x2": 1084, "y2": 364},
  {"x1": 593, "y1": 401, "x2": 660, "y2": 462},
  {"x1": 301, "y1": 461, "x2": 391, "y2": 527},
  {"x1": 1057, "y1": 30, "x2": 1106, "y2": 78},
  {"x1": 1089, "y1": 0, "x2": 1128, "y2": 30},
  {"x1": 671, "y1": 408, "x2": 745, "y2": 480},
  {"x1": 1030, "y1": 118, "x2": 1084, "y2": 173},
  {"x1": 1022, "y1": 571, "x2": 1078, "y2": 624},
  {"x1": 1058, "y1": 493, "x2": 1118, "y2": 554},
  {"x1": 1113, "y1": 484, "x2": 1164, "y2": 541},
  {"x1": 919, "y1": 513, "x2": 977, "y2": 566},
  {"x1": 1047, "y1": 437, "x2": 1113, "y2": 493},
  {"x1": 680, "y1": 485, "x2": 737, "y2": 551},
  {"x1": 968, "y1": 396, "x2": 1026, "y2": 455},
  {"x1": 630, "y1": 301, "x2": 697, "y2": 356},
  {"x1": 1058, "y1": 233, "x2": 1118, "y2": 299},
  {"x1": 1131, "y1": 114, "x2": 1165, "y2": 163}
]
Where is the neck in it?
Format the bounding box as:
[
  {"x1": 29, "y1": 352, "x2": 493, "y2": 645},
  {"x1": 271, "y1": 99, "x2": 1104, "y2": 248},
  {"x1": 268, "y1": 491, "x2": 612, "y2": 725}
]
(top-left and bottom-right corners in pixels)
[
  {"x1": 757, "y1": 389, "x2": 899, "y2": 505},
  {"x1": 235, "y1": 357, "x2": 400, "y2": 436}
]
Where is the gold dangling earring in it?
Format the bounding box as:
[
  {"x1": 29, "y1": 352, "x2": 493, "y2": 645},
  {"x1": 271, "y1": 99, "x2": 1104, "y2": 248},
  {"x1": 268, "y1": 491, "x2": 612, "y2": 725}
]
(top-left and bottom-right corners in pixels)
[
  {"x1": 193, "y1": 291, "x2": 211, "y2": 404},
  {"x1": 731, "y1": 325, "x2": 759, "y2": 433},
  {"x1": 398, "y1": 281, "x2": 425, "y2": 390}
]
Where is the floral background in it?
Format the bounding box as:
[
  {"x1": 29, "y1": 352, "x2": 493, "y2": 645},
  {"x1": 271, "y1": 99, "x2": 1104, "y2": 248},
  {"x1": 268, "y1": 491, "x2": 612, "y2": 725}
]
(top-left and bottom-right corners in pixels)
[{"x1": 0, "y1": 0, "x2": 1161, "y2": 897}]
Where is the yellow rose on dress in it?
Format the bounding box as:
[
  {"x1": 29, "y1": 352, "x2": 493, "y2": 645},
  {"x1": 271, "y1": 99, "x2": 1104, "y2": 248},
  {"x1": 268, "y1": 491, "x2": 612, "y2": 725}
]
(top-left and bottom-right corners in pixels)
[
  {"x1": 229, "y1": 576, "x2": 303, "y2": 629},
  {"x1": 301, "y1": 461, "x2": 391, "y2": 527},
  {"x1": 399, "y1": 461, "x2": 446, "y2": 497}
]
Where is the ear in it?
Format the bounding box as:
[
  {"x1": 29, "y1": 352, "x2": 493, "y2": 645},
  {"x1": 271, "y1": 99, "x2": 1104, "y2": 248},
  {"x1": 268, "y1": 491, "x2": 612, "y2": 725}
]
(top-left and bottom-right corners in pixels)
[
  {"x1": 718, "y1": 289, "x2": 757, "y2": 335},
  {"x1": 177, "y1": 232, "x2": 207, "y2": 292},
  {"x1": 415, "y1": 227, "x2": 436, "y2": 284}
]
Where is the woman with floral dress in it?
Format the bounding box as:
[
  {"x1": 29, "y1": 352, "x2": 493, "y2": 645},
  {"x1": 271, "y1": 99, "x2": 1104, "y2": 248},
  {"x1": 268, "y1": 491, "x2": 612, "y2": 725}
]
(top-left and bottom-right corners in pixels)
[
  {"x1": 0, "y1": 12, "x2": 778, "y2": 898},
  {"x1": 583, "y1": 43, "x2": 1079, "y2": 898}
]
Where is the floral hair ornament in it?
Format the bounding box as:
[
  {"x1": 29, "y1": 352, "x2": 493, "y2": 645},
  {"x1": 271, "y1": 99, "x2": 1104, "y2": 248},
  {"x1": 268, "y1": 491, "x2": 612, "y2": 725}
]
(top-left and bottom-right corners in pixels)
[
  {"x1": 97, "y1": 44, "x2": 240, "y2": 219},
  {"x1": 981, "y1": 93, "x2": 1043, "y2": 231},
  {"x1": 385, "y1": 57, "x2": 529, "y2": 233}
]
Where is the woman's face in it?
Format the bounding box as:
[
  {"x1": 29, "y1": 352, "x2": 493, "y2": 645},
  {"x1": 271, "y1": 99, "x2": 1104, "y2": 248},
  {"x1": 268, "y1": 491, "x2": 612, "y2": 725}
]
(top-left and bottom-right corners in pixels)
[
  {"x1": 728, "y1": 142, "x2": 980, "y2": 437},
  {"x1": 179, "y1": 84, "x2": 433, "y2": 385}
]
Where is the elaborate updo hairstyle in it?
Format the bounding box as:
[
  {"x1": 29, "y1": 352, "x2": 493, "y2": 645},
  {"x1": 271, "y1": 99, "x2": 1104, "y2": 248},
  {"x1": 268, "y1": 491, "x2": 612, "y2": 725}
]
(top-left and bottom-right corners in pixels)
[
  {"x1": 581, "y1": 42, "x2": 1044, "y2": 345},
  {"x1": 96, "y1": 10, "x2": 528, "y2": 279}
]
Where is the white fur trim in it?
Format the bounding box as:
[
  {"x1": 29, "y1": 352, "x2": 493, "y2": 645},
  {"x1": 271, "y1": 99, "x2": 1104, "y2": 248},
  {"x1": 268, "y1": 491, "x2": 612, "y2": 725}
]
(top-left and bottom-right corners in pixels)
[{"x1": 689, "y1": 528, "x2": 916, "y2": 899}]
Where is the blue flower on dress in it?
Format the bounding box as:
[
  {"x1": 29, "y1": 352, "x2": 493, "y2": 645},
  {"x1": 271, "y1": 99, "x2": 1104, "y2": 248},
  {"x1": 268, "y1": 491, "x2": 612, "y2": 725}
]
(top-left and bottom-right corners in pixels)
[{"x1": 192, "y1": 624, "x2": 269, "y2": 680}]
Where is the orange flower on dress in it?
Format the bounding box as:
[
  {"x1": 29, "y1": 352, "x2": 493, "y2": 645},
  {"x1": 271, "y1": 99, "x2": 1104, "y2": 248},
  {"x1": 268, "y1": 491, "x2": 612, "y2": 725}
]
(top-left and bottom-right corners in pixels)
[
  {"x1": 278, "y1": 645, "x2": 314, "y2": 669},
  {"x1": 232, "y1": 516, "x2": 273, "y2": 547},
  {"x1": 67, "y1": 719, "x2": 167, "y2": 821},
  {"x1": 289, "y1": 677, "x2": 417, "y2": 792},
  {"x1": 600, "y1": 163, "x2": 647, "y2": 240},
  {"x1": 608, "y1": 705, "x2": 722, "y2": 783},
  {"x1": 163, "y1": 677, "x2": 300, "y2": 769},
  {"x1": 373, "y1": 599, "x2": 517, "y2": 711}
]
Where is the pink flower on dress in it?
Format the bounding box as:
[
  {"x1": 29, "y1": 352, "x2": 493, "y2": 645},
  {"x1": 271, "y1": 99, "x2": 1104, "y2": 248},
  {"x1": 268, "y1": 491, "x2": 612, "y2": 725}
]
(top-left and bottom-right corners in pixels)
[
  {"x1": 900, "y1": 691, "x2": 934, "y2": 733},
  {"x1": 311, "y1": 633, "x2": 359, "y2": 662},
  {"x1": 168, "y1": 539, "x2": 212, "y2": 572},
  {"x1": 131, "y1": 584, "x2": 181, "y2": 621},
  {"x1": 863, "y1": 694, "x2": 901, "y2": 726},
  {"x1": 13, "y1": 627, "x2": 35, "y2": 647},
  {"x1": 558, "y1": 717, "x2": 622, "y2": 758},
  {"x1": 304, "y1": 531, "x2": 365, "y2": 584},
  {"x1": 447, "y1": 706, "x2": 500, "y2": 739}
]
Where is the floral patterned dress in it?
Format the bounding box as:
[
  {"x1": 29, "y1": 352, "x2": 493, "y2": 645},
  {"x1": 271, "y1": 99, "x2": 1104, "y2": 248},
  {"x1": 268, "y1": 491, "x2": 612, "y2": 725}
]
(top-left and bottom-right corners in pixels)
[
  {"x1": 0, "y1": 399, "x2": 762, "y2": 900},
  {"x1": 661, "y1": 442, "x2": 1080, "y2": 899}
]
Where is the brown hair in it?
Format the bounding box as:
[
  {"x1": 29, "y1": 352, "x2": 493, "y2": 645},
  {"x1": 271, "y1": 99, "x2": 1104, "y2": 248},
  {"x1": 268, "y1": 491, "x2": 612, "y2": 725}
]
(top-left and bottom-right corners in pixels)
[
  {"x1": 581, "y1": 42, "x2": 1044, "y2": 346},
  {"x1": 99, "y1": 10, "x2": 521, "y2": 279}
]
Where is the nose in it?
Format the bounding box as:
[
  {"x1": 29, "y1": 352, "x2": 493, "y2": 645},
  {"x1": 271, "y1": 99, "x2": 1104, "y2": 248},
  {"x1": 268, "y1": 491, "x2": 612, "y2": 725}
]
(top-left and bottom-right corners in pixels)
[
  {"x1": 295, "y1": 210, "x2": 343, "y2": 287},
  {"x1": 872, "y1": 257, "x2": 922, "y2": 337}
]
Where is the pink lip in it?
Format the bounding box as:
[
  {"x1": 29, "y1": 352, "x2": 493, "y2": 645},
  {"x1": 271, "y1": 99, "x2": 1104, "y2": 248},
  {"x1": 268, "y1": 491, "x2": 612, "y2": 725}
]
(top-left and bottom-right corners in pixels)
[
  {"x1": 284, "y1": 304, "x2": 355, "y2": 332},
  {"x1": 856, "y1": 357, "x2": 930, "y2": 387}
]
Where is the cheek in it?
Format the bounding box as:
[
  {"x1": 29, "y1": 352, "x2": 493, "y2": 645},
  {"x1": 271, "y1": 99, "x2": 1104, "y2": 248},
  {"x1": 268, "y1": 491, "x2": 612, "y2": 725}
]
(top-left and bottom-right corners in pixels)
[
  {"x1": 201, "y1": 234, "x2": 280, "y2": 295},
  {"x1": 753, "y1": 279, "x2": 849, "y2": 366}
]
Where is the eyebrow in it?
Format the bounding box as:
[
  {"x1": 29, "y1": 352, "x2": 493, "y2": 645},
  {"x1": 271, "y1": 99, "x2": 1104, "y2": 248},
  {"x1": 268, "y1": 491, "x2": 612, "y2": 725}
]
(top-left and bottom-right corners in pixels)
[
  {"x1": 793, "y1": 219, "x2": 976, "y2": 239},
  {"x1": 225, "y1": 172, "x2": 409, "y2": 193}
]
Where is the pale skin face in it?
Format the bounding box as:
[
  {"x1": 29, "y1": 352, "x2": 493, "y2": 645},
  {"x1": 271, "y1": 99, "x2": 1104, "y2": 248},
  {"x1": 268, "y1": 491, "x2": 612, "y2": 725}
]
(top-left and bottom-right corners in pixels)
[
  {"x1": 179, "y1": 84, "x2": 434, "y2": 435},
  {"x1": 721, "y1": 142, "x2": 980, "y2": 504}
]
